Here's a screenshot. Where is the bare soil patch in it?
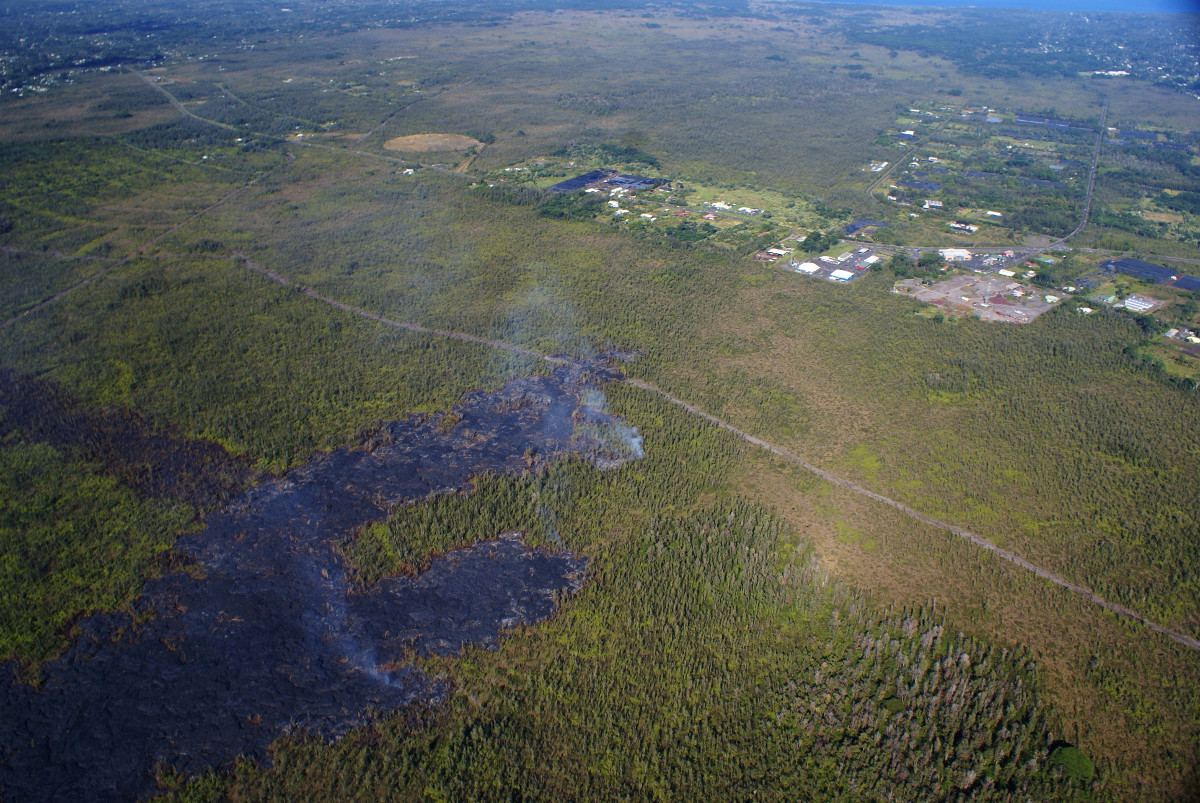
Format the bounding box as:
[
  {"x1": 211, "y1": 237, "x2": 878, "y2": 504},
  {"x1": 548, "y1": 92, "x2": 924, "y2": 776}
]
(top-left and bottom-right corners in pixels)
[{"x1": 383, "y1": 133, "x2": 480, "y2": 152}]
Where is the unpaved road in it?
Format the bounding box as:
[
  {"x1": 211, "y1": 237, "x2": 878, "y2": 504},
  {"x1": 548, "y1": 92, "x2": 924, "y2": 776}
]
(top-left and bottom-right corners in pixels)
[{"x1": 234, "y1": 257, "x2": 1200, "y2": 654}]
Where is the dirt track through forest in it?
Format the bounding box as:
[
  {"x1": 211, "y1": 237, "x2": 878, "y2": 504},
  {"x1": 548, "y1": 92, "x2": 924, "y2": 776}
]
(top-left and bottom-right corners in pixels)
[
  {"x1": 0, "y1": 153, "x2": 293, "y2": 331},
  {"x1": 236, "y1": 257, "x2": 1200, "y2": 654},
  {"x1": 7, "y1": 77, "x2": 1193, "y2": 652}
]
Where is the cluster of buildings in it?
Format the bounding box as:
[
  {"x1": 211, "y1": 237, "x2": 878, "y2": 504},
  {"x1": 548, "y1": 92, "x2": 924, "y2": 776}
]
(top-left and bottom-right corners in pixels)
[
  {"x1": 787, "y1": 247, "x2": 882, "y2": 283},
  {"x1": 1164, "y1": 327, "x2": 1200, "y2": 345},
  {"x1": 704, "y1": 201, "x2": 763, "y2": 216}
]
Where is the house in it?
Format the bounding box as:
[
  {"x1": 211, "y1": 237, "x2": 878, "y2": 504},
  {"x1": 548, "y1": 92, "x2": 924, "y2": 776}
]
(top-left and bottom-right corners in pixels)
[{"x1": 923, "y1": 200, "x2": 943, "y2": 210}]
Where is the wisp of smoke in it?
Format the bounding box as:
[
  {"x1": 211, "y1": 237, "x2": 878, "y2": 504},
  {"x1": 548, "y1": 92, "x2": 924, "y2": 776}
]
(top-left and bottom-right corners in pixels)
[{"x1": 579, "y1": 388, "x2": 645, "y2": 460}]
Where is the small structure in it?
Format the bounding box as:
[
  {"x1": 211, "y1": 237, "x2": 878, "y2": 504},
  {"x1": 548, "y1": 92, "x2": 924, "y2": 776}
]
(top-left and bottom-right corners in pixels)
[
  {"x1": 1172, "y1": 275, "x2": 1200, "y2": 292},
  {"x1": 940, "y1": 248, "x2": 972, "y2": 261},
  {"x1": 1120, "y1": 295, "x2": 1158, "y2": 313}
]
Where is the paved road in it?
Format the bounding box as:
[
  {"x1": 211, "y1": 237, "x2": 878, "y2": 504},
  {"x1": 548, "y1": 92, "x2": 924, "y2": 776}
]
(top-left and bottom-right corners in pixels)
[{"x1": 1044, "y1": 104, "x2": 1108, "y2": 250}]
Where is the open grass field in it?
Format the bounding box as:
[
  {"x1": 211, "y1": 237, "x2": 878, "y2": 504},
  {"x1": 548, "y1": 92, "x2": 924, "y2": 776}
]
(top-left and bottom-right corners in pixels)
[
  {"x1": 2, "y1": 2, "x2": 1199, "y2": 799},
  {"x1": 383, "y1": 133, "x2": 480, "y2": 152}
]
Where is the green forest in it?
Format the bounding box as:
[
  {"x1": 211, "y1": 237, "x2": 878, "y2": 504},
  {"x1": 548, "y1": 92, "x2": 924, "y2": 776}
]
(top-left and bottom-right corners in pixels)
[{"x1": 1, "y1": 1, "x2": 1198, "y2": 800}]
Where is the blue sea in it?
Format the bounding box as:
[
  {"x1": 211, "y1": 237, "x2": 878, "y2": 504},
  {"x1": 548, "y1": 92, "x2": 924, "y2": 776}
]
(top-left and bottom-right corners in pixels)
[{"x1": 805, "y1": 0, "x2": 1197, "y2": 13}]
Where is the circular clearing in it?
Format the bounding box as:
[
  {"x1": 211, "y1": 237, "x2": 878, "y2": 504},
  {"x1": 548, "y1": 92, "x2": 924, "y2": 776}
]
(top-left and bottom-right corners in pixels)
[{"x1": 383, "y1": 133, "x2": 481, "y2": 152}]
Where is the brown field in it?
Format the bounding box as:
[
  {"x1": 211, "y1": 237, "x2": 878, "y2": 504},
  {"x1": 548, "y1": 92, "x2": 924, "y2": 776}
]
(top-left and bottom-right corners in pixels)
[
  {"x1": 0, "y1": 72, "x2": 178, "y2": 142},
  {"x1": 383, "y1": 133, "x2": 480, "y2": 152},
  {"x1": 1144, "y1": 211, "x2": 1184, "y2": 224}
]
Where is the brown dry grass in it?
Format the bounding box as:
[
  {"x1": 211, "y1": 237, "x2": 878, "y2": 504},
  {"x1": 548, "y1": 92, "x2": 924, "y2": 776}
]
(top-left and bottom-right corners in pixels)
[
  {"x1": 0, "y1": 72, "x2": 178, "y2": 142},
  {"x1": 738, "y1": 449, "x2": 1200, "y2": 800},
  {"x1": 383, "y1": 133, "x2": 480, "y2": 152},
  {"x1": 1143, "y1": 211, "x2": 1183, "y2": 224}
]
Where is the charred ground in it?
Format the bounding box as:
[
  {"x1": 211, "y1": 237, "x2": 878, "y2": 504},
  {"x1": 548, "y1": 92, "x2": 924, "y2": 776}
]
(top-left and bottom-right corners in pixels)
[{"x1": 0, "y1": 362, "x2": 634, "y2": 801}]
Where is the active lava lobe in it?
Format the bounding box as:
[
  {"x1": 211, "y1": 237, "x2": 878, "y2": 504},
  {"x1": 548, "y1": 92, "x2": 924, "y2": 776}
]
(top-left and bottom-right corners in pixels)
[{"x1": 0, "y1": 360, "x2": 639, "y2": 801}]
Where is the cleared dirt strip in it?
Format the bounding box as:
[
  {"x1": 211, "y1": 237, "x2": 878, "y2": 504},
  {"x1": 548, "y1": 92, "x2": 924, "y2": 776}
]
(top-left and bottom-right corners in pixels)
[{"x1": 237, "y1": 257, "x2": 1200, "y2": 654}]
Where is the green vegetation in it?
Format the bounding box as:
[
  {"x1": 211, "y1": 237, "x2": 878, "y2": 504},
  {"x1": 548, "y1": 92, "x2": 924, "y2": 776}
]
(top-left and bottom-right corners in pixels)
[
  {"x1": 0, "y1": 254, "x2": 540, "y2": 469},
  {"x1": 0, "y1": 439, "x2": 193, "y2": 668},
  {"x1": 1050, "y1": 745, "x2": 1096, "y2": 785},
  {"x1": 1, "y1": 2, "x2": 1199, "y2": 798},
  {"x1": 176, "y1": 459, "x2": 1083, "y2": 801}
]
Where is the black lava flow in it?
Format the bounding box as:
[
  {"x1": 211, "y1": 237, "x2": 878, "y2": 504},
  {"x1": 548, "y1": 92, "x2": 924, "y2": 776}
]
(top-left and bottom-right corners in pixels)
[{"x1": 0, "y1": 361, "x2": 639, "y2": 802}]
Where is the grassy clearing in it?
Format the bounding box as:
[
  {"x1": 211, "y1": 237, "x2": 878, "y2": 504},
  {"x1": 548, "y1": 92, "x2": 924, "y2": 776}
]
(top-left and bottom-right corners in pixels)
[
  {"x1": 383, "y1": 133, "x2": 480, "y2": 152},
  {"x1": 2, "y1": 9, "x2": 1198, "y2": 797}
]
